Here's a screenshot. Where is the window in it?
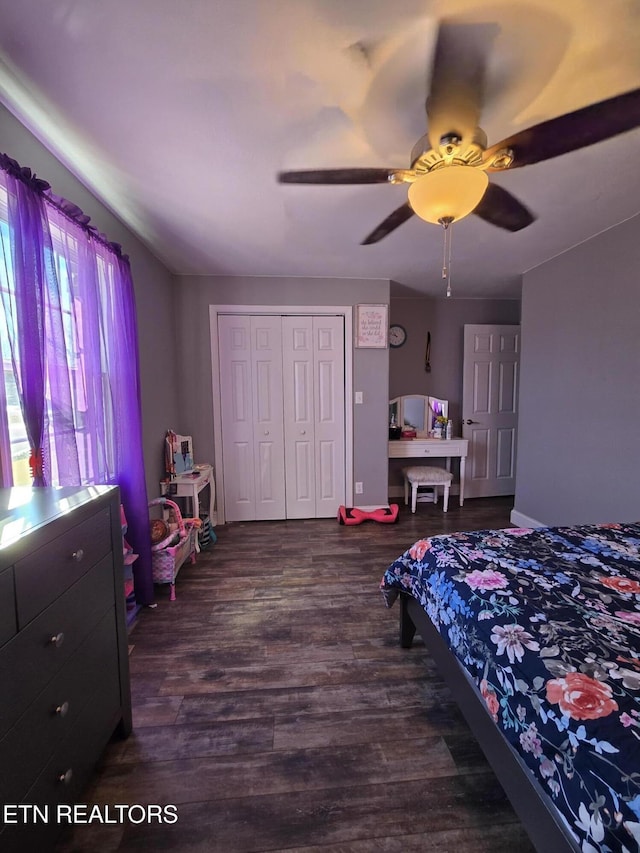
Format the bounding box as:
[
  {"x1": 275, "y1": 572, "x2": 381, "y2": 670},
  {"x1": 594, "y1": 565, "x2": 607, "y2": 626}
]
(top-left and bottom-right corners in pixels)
[
  {"x1": 0, "y1": 152, "x2": 152, "y2": 604},
  {"x1": 0, "y1": 178, "x2": 119, "y2": 487}
]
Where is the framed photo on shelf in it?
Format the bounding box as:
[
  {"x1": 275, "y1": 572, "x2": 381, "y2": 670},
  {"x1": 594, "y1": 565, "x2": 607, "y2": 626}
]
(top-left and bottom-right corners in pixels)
[{"x1": 355, "y1": 303, "x2": 388, "y2": 348}]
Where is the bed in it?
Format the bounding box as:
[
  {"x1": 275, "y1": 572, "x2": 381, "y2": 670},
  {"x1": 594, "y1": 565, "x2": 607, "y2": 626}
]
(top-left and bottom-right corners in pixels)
[{"x1": 381, "y1": 522, "x2": 640, "y2": 853}]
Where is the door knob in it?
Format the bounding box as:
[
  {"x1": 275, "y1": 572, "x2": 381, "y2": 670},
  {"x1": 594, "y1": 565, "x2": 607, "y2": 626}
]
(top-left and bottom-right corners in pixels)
[
  {"x1": 465, "y1": 419, "x2": 479, "y2": 425},
  {"x1": 264, "y1": 430, "x2": 270, "y2": 436},
  {"x1": 300, "y1": 430, "x2": 306, "y2": 435}
]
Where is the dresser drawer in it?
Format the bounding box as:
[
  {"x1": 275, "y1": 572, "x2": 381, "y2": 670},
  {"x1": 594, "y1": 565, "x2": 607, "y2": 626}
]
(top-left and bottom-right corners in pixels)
[
  {"x1": 0, "y1": 607, "x2": 118, "y2": 805},
  {"x1": 14, "y1": 506, "x2": 112, "y2": 628},
  {"x1": 0, "y1": 565, "x2": 16, "y2": 646},
  {"x1": 0, "y1": 555, "x2": 114, "y2": 737},
  {"x1": 388, "y1": 439, "x2": 468, "y2": 459},
  {"x1": 0, "y1": 663, "x2": 121, "y2": 853}
]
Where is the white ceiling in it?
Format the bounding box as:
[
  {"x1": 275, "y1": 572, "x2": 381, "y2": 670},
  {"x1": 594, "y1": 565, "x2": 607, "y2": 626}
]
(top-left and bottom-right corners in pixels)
[{"x1": 1, "y1": 0, "x2": 640, "y2": 298}]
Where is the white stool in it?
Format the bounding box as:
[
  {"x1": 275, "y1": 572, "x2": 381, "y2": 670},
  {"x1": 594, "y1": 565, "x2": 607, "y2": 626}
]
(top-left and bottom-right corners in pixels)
[{"x1": 403, "y1": 466, "x2": 453, "y2": 513}]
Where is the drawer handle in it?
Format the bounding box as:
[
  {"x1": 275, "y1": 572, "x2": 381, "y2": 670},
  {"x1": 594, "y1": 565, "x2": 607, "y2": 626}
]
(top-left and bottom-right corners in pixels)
[
  {"x1": 55, "y1": 701, "x2": 70, "y2": 718},
  {"x1": 49, "y1": 632, "x2": 65, "y2": 648},
  {"x1": 58, "y1": 768, "x2": 73, "y2": 785},
  {"x1": 72, "y1": 548, "x2": 85, "y2": 562}
]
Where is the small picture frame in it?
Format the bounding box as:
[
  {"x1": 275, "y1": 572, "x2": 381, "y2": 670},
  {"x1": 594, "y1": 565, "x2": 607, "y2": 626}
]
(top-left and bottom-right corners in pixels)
[{"x1": 355, "y1": 303, "x2": 388, "y2": 348}]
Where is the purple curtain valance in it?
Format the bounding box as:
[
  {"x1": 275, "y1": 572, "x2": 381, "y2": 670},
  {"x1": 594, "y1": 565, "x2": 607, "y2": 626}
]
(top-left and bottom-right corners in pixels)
[{"x1": 0, "y1": 152, "x2": 129, "y2": 261}]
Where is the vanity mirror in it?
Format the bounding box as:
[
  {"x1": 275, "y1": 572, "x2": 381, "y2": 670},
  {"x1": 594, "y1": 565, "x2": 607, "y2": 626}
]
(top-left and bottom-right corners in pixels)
[{"x1": 389, "y1": 395, "x2": 449, "y2": 437}]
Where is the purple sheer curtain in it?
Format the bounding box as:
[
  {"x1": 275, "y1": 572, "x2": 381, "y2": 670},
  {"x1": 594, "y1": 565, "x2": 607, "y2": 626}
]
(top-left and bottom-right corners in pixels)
[
  {"x1": 45, "y1": 203, "x2": 153, "y2": 604},
  {"x1": 0, "y1": 154, "x2": 153, "y2": 605},
  {"x1": 0, "y1": 163, "x2": 57, "y2": 485}
]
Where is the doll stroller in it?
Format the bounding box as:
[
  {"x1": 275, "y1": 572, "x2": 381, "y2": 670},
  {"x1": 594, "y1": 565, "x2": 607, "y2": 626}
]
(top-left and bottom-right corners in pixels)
[{"x1": 149, "y1": 496, "x2": 199, "y2": 600}]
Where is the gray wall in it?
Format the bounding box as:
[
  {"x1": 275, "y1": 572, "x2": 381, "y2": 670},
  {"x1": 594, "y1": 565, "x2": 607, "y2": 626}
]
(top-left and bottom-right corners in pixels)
[
  {"x1": 514, "y1": 214, "x2": 640, "y2": 526},
  {"x1": 0, "y1": 104, "x2": 180, "y2": 499},
  {"x1": 389, "y1": 295, "x2": 520, "y2": 430},
  {"x1": 388, "y1": 294, "x2": 520, "y2": 491},
  {"x1": 173, "y1": 275, "x2": 390, "y2": 507}
]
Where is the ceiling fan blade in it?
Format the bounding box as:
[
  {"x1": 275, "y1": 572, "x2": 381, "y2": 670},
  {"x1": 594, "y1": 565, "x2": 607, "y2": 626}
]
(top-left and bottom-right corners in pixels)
[
  {"x1": 278, "y1": 168, "x2": 396, "y2": 185},
  {"x1": 361, "y1": 203, "x2": 415, "y2": 245},
  {"x1": 473, "y1": 183, "x2": 535, "y2": 232},
  {"x1": 426, "y1": 21, "x2": 498, "y2": 150},
  {"x1": 485, "y1": 87, "x2": 640, "y2": 169}
]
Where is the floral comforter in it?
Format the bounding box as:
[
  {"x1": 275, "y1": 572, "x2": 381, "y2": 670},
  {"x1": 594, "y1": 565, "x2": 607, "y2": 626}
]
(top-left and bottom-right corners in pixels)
[{"x1": 381, "y1": 523, "x2": 640, "y2": 853}]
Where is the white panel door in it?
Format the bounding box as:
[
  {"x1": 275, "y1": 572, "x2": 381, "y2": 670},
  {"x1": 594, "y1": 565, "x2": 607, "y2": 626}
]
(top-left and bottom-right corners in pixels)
[
  {"x1": 313, "y1": 316, "x2": 345, "y2": 517},
  {"x1": 282, "y1": 316, "x2": 345, "y2": 518},
  {"x1": 282, "y1": 317, "x2": 316, "y2": 519},
  {"x1": 462, "y1": 325, "x2": 520, "y2": 498},
  {"x1": 218, "y1": 315, "x2": 286, "y2": 521},
  {"x1": 218, "y1": 315, "x2": 256, "y2": 521},
  {"x1": 250, "y1": 316, "x2": 286, "y2": 520}
]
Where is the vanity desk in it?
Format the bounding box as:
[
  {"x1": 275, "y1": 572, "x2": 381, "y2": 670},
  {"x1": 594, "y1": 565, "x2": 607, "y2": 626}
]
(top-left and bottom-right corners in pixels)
[
  {"x1": 160, "y1": 463, "x2": 215, "y2": 524},
  {"x1": 389, "y1": 394, "x2": 468, "y2": 505},
  {"x1": 388, "y1": 437, "x2": 469, "y2": 505}
]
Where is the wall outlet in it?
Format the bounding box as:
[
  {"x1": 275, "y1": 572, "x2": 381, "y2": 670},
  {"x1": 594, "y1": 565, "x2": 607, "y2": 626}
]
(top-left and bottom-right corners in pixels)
[
  {"x1": 355, "y1": 481, "x2": 363, "y2": 494},
  {"x1": 354, "y1": 391, "x2": 363, "y2": 404}
]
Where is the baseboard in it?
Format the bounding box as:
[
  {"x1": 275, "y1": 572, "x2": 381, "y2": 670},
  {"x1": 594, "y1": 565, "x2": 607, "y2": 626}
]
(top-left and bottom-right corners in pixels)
[
  {"x1": 389, "y1": 484, "x2": 460, "y2": 499},
  {"x1": 346, "y1": 504, "x2": 391, "y2": 511},
  {"x1": 510, "y1": 509, "x2": 545, "y2": 528}
]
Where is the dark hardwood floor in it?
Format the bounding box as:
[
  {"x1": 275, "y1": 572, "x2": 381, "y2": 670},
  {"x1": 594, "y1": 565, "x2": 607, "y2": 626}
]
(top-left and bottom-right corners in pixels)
[{"x1": 58, "y1": 496, "x2": 536, "y2": 852}]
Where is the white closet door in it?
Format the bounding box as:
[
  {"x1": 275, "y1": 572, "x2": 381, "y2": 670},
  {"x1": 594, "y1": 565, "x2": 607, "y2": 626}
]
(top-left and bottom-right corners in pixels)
[
  {"x1": 282, "y1": 316, "x2": 345, "y2": 518},
  {"x1": 282, "y1": 317, "x2": 316, "y2": 519},
  {"x1": 250, "y1": 316, "x2": 286, "y2": 519},
  {"x1": 218, "y1": 315, "x2": 286, "y2": 521},
  {"x1": 313, "y1": 316, "x2": 345, "y2": 517},
  {"x1": 218, "y1": 315, "x2": 256, "y2": 521}
]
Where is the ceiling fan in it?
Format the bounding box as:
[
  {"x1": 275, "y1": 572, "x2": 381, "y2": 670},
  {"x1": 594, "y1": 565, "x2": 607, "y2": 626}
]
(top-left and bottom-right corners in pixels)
[{"x1": 277, "y1": 22, "x2": 640, "y2": 245}]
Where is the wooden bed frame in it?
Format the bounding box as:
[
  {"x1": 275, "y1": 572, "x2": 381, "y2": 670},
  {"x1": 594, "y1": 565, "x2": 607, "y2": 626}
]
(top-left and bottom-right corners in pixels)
[{"x1": 399, "y1": 593, "x2": 580, "y2": 853}]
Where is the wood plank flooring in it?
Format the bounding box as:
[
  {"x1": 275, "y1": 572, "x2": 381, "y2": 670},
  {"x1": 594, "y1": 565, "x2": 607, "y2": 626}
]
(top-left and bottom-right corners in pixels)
[{"x1": 57, "y1": 497, "x2": 536, "y2": 852}]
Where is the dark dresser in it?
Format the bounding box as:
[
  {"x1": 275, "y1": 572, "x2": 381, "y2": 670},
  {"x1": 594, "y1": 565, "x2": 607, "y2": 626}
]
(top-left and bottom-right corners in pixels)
[{"x1": 0, "y1": 486, "x2": 132, "y2": 850}]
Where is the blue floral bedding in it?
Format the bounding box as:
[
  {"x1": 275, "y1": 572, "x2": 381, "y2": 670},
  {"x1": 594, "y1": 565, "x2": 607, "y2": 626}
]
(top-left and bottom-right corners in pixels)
[{"x1": 381, "y1": 523, "x2": 640, "y2": 853}]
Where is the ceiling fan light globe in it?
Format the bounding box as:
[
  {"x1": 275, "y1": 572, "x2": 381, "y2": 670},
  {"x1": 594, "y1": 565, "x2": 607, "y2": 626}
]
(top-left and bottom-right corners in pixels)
[{"x1": 407, "y1": 165, "x2": 489, "y2": 224}]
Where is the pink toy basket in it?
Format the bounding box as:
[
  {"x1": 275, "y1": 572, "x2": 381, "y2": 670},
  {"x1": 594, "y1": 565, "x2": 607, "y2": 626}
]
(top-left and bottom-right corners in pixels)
[{"x1": 149, "y1": 496, "x2": 198, "y2": 600}]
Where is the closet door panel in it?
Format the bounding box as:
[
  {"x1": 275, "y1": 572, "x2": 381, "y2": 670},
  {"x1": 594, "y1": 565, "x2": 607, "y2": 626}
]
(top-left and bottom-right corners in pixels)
[
  {"x1": 313, "y1": 316, "x2": 345, "y2": 516},
  {"x1": 233, "y1": 442, "x2": 254, "y2": 504},
  {"x1": 251, "y1": 316, "x2": 286, "y2": 520},
  {"x1": 218, "y1": 316, "x2": 256, "y2": 521},
  {"x1": 293, "y1": 442, "x2": 313, "y2": 501},
  {"x1": 282, "y1": 317, "x2": 316, "y2": 519}
]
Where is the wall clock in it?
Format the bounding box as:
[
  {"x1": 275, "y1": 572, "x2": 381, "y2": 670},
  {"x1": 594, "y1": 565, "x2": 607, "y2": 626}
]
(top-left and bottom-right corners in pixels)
[{"x1": 389, "y1": 324, "x2": 407, "y2": 348}]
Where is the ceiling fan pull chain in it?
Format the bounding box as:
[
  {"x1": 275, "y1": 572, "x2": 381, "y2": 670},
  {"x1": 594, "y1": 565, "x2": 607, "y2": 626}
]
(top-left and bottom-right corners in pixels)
[
  {"x1": 440, "y1": 218, "x2": 453, "y2": 297},
  {"x1": 446, "y1": 222, "x2": 453, "y2": 298},
  {"x1": 441, "y1": 224, "x2": 448, "y2": 280}
]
